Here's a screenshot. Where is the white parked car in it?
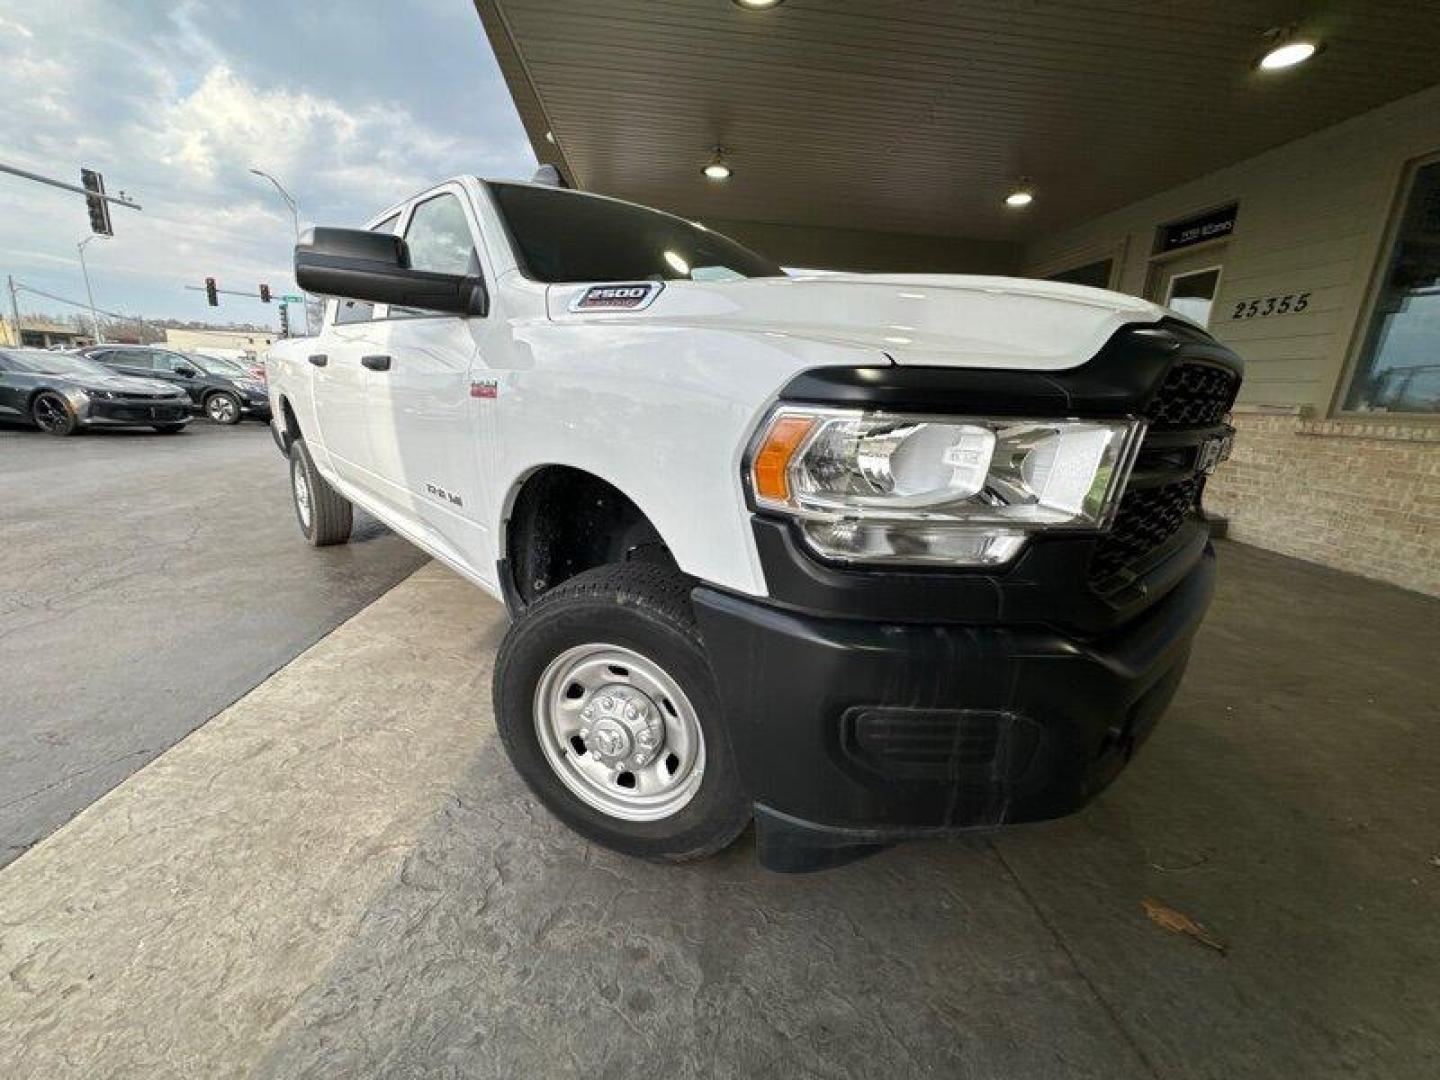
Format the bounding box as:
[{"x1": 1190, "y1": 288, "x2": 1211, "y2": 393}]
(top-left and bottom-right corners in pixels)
[{"x1": 267, "y1": 176, "x2": 1242, "y2": 871}]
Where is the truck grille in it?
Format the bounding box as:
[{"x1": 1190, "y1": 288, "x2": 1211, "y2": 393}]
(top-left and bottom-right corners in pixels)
[
  {"x1": 1144, "y1": 361, "x2": 1240, "y2": 428},
  {"x1": 1090, "y1": 476, "x2": 1203, "y2": 593},
  {"x1": 1088, "y1": 357, "x2": 1241, "y2": 593}
]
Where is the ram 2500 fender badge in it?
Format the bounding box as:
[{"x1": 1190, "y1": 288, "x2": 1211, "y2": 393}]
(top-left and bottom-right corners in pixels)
[{"x1": 570, "y1": 282, "x2": 664, "y2": 312}]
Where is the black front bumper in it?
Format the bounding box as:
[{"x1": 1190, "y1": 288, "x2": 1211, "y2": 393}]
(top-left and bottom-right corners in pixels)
[
  {"x1": 694, "y1": 544, "x2": 1215, "y2": 871},
  {"x1": 82, "y1": 399, "x2": 191, "y2": 426}
]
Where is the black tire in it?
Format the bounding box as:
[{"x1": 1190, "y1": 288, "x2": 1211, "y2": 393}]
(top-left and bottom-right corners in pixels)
[
  {"x1": 204, "y1": 391, "x2": 242, "y2": 425},
  {"x1": 289, "y1": 437, "x2": 352, "y2": 546},
  {"x1": 151, "y1": 423, "x2": 187, "y2": 434},
  {"x1": 32, "y1": 392, "x2": 78, "y2": 436},
  {"x1": 494, "y1": 563, "x2": 750, "y2": 862}
]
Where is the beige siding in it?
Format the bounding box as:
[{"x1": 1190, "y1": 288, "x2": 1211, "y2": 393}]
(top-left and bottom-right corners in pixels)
[{"x1": 1025, "y1": 83, "x2": 1440, "y2": 414}]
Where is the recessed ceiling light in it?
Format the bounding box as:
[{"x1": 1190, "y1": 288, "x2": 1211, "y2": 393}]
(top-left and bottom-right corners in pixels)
[
  {"x1": 732, "y1": 0, "x2": 785, "y2": 9},
  {"x1": 1005, "y1": 189, "x2": 1034, "y2": 208},
  {"x1": 703, "y1": 148, "x2": 733, "y2": 181},
  {"x1": 1258, "y1": 39, "x2": 1317, "y2": 70}
]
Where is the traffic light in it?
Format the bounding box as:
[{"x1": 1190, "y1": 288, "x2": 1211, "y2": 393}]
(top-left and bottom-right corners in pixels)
[
  {"x1": 80, "y1": 168, "x2": 113, "y2": 237},
  {"x1": 204, "y1": 277, "x2": 218, "y2": 306},
  {"x1": 259, "y1": 283, "x2": 271, "y2": 304},
  {"x1": 278, "y1": 303, "x2": 290, "y2": 338}
]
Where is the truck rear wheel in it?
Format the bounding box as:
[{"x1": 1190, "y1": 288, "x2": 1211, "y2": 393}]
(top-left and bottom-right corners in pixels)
[
  {"x1": 494, "y1": 563, "x2": 750, "y2": 862},
  {"x1": 289, "y1": 437, "x2": 352, "y2": 546}
]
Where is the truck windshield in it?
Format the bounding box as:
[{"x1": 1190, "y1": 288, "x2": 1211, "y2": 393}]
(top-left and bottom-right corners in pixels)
[{"x1": 488, "y1": 182, "x2": 784, "y2": 284}]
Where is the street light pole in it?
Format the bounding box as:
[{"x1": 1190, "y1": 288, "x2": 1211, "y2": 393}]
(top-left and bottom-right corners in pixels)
[
  {"x1": 249, "y1": 167, "x2": 300, "y2": 241},
  {"x1": 249, "y1": 167, "x2": 308, "y2": 332},
  {"x1": 77, "y1": 235, "x2": 105, "y2": 344}
]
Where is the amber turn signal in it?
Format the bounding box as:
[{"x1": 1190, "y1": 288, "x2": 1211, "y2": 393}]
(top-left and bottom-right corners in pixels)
[{"x1": 751, "y1": 414, "x2": 815, "y2": 503}]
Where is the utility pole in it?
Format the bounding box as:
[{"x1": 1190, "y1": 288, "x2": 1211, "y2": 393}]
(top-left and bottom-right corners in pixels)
[
  {"x1": 77, "y1": 235, "x2": 105, "y2": 343},
  {"x1": 7, "y1": 275, "x2": 20, "y2": 347}
]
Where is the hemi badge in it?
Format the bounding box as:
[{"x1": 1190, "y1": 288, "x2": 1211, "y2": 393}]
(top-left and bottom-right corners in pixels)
[{"x1": 470, "y1": 380, "x2": 498, "y2": 399}]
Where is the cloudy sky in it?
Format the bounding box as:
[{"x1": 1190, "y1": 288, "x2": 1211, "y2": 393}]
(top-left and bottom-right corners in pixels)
[{"x1": 1, "y1": 0, "x2": 535, "y2": 326}]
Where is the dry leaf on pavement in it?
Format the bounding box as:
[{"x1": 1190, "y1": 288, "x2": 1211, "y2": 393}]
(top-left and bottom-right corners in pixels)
[{"x1": 1142, "y1": 897, "x2": 1227, "y2": 954}]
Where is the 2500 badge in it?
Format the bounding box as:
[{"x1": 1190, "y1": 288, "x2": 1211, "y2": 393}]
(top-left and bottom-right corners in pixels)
[{"x1": 1230, "y1": 292, "x2": 1311, "y2": 320}]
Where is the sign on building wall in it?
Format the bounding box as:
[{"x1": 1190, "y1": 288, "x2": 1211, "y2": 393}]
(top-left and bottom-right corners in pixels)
[{"x1": 1159, "y1": 203, "x2": 1239, "y2": 252}]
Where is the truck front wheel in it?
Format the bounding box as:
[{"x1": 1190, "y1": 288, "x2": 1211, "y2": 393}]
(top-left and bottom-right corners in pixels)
[
  {"x1": 289, "y1": 437, "x2": 353, "y2": 546},
  {"x1": 494, "y1": 563, "x2": 750, "y2": 861}
]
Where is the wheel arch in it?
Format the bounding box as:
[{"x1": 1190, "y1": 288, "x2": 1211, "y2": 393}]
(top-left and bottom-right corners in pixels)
[
  {"x1": 276, "y1": 394, "x2": 302, "y2": 452},
  {"x1": 499, "y1": 464, "x2": 681, "y2": 617}
]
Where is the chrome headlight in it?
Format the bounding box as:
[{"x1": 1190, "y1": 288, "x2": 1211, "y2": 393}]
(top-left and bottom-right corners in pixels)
[{"x1": 748, "y1": 407, "x2": 1145, "y2": 565}]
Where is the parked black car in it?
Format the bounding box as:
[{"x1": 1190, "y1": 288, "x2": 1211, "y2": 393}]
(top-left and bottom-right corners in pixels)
[
  {"x1": 0, "y1": 348, "x2": 192, "y2": 435},
  {"x1": 77, "y1": 345, "x2": 271, "y2": 425}
]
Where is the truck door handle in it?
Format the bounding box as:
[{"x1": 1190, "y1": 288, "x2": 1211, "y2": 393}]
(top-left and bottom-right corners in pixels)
[
  {"x1": 307, "y1": 353, "x2": 328, "y2": 367},
  {"x1": 361, "y1": 354, "x2": 392, "y2": 372}
]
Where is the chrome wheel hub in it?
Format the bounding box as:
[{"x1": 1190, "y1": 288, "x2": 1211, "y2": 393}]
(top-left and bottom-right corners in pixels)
[{"x1": 534, "y1": 643, "x2": 705, "y2": 822}]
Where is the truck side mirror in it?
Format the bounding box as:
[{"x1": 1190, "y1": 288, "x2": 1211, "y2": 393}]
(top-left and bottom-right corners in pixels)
[
  {"x1": 294, "y1": 227, "x2": 488, "y2": 318},
  {"x1": 175, "y1": 365, "x2": 197, "y2": 378}
]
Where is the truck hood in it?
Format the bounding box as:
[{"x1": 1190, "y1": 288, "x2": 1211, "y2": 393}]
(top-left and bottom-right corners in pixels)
[{"x1": 545, "y1": 273, "x2": 1187, "y2": 372}]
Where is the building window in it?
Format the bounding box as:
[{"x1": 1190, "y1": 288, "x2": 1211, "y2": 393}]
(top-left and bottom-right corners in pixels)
[
  {"x1": 1344, "y1": 156, "x2": 1440, "y2": 415},
  {"x1": 1046, "y1": 258, "x2": 1113, "y2": 289},
  {"x1": 1166, "y1": 267, "x2": 1222, "y2": 327}
]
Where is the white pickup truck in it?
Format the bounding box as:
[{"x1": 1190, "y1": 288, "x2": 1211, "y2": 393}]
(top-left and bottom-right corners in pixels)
[{"x1": 269, "y1": 175, "x2": 1241, "y2": 871}]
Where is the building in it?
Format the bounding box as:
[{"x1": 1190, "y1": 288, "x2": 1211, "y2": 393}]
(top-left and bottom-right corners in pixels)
[
  {"x1": 0, "y1": 318, "x2": 91, "y2": 349},
  {"x1": 164, "y1": 327, "x2": 275, "y2": 356},
  {"x1": 475, "y1": 0, "x2": 1440, "y2": 596}
]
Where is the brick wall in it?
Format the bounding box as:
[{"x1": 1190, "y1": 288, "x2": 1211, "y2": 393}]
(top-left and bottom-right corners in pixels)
[{"x1": 1206, "y1": 410, "x2": 1440, "y2": 597}]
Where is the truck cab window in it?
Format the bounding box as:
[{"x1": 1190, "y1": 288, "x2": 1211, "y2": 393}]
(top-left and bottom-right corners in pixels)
[
  {"x1": 332, "y1": 212, "x2": 402, "y2": 326},
  {"x1": 333, "y1": 299, "x2": 374, "y2": 326},
  {"x1": 404, "y1": 193, "x2": 477, "y2": 276}
]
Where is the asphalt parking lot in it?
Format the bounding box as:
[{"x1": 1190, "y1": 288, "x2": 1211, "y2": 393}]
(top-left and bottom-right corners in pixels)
[
  {"x1": 0, "y1": 416, "x2": 426, "y2": 866},
  {"x1": 1, "y1": 539, "x2": 1437, "y2": 1078}
]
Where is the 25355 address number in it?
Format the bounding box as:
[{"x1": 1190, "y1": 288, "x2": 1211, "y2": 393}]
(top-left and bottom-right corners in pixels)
[{"x1": 1230, "y1": 292, "x2": 1310, "y2": 319}]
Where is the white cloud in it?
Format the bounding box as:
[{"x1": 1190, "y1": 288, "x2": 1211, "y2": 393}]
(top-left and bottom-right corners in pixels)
[{"x1": 0, "y1": 1, "x2": 534, "y2": 323}]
